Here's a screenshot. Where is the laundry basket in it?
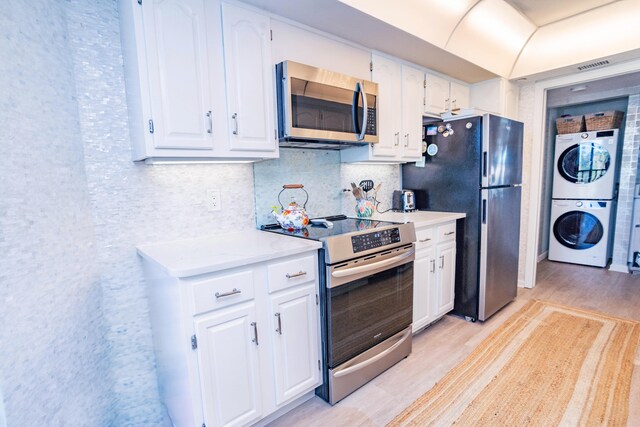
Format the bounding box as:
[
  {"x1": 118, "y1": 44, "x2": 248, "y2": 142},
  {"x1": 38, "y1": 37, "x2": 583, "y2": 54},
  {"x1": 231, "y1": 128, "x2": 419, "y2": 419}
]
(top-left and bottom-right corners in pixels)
[
  {"x1": 585, "y1": 111, "x2": 624, "y2": 131},
  {"x1": 556, "y1": 115, "x2": 585, "y2": 134}
]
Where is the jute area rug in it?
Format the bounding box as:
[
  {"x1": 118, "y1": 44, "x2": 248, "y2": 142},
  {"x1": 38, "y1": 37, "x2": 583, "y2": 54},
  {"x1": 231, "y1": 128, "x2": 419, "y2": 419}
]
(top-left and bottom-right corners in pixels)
[{"x1": 388, "y1": 300, "x2": 640, "y2": 426}]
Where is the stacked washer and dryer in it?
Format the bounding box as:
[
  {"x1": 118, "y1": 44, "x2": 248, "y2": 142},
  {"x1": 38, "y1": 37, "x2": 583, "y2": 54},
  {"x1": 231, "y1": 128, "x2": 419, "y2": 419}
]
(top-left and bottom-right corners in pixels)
[{"x1": 548, "y1": 129, "x2": 620, "y2": 267}]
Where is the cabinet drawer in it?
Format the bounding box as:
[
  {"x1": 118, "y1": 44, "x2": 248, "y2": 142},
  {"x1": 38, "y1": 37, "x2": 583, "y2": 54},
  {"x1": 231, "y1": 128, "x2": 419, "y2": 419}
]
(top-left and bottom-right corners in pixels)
[
  {"x1": 415, "y1": 227, "x2": 435, "y2": 249},
  {"x1": 191, "y1": 270, "x2": 255, "y2": 315},
  {"x1": 437, "y1": 222, "x2": 456, "y2": 242},
  {"x1": 268, "y1": 254, "x2": 316, "y2": 293}
]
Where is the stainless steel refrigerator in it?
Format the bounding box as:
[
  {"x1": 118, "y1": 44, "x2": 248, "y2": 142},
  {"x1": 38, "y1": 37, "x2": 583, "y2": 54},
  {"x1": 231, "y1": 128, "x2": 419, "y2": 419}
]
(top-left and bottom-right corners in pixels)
[{"x1": 403, "y1": 114, "x2": 523, "y2": 321}]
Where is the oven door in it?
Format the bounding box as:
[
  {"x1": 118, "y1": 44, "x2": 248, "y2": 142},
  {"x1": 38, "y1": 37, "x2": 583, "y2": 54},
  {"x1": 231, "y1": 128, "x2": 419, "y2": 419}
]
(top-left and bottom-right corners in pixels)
[
  {"x1": 326, "y1": 245, "x2": 414, "y2": 368},
  {"x1": 279, "y1": 61, "x2": 378, "y2": 144}
]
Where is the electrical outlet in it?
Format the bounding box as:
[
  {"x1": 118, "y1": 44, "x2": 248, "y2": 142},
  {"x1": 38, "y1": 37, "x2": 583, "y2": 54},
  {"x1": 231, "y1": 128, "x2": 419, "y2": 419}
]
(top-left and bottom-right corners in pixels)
[{"x1": 206, "y1": 189, "x2": 221, "y2": 211}]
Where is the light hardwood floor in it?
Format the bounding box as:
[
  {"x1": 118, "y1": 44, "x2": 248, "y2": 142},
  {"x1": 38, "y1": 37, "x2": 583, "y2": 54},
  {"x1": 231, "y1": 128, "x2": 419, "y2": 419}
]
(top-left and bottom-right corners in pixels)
[{"x1": 267, "y1": 260, "x2": 640, "y2": 426}]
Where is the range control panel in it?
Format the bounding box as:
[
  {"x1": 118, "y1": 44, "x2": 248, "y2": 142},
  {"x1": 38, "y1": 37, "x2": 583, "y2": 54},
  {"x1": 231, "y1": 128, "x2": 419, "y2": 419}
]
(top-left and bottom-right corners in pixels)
[{"x1": 352, "y1": 228, "x2": 401, "y2": 253}]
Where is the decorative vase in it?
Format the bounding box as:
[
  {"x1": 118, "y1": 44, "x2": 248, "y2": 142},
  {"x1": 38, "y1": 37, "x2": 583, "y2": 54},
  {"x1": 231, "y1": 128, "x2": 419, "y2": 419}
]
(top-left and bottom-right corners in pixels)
[{"x1": 355, "y1": 198, "x2": 375, "y2": 218}]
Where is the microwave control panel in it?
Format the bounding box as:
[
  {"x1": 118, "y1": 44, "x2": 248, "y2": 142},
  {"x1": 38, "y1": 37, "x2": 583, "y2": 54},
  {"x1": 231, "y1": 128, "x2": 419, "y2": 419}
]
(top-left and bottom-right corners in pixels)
[
  {"x1": 352, "y1": 227, "x2": 400, "y2": 253},
  {"x1": 365, "y1": 108, "x2": 377, "y2": 135}
]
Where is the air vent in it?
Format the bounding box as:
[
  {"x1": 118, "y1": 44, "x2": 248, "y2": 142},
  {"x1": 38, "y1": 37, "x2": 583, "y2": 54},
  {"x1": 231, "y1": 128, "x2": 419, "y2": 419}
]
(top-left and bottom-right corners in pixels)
[{"x1": 577, "y1": 60, "x2": 610, "y2": 71}]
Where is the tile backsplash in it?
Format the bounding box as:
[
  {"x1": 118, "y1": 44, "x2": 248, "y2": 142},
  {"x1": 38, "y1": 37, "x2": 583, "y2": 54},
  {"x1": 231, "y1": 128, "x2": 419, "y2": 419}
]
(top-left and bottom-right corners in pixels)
[{"x1": 254, "y1": 149, "x2": 401, "y2": 225}]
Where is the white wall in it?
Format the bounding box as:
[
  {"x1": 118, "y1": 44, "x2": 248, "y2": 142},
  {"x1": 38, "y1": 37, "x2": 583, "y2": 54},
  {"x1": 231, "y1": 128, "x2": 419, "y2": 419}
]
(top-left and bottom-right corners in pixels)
[{"x1": 517, "y1": 83, "x2": 536, "y2": 281}]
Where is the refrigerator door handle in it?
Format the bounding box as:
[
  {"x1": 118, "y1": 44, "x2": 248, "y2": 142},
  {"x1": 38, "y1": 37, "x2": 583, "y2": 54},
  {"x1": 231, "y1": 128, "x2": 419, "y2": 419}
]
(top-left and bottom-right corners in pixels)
[
  {"x1": 482, "y1": 151, "x2": 487, "y2": 178},
  {"x1": 482, "y1": 199, "x2": 487, "y2": 224}
]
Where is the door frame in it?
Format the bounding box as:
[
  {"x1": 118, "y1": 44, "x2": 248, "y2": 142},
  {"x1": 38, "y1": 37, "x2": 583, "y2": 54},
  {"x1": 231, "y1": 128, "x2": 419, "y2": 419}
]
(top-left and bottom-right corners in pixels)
[{"x1": 524, "y1": 59, "x2": 640, "y2": 288}]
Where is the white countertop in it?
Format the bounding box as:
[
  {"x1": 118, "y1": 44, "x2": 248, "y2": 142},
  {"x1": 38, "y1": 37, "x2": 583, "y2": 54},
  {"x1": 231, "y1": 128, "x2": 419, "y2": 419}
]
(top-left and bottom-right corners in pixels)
[
  {"x1": 137, "y1": 230, "x2": 322, "y2": 278},
  {"x1": 369, "y1": 210, "x2": 466, "y2": 228}
]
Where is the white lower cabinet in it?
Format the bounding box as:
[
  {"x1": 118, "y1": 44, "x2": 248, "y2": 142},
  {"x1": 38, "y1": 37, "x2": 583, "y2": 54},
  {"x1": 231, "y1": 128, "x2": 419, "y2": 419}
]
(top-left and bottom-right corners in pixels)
[
  {"x1": 195, "y1": 302, "x2": 262, "y2": 427},
  {"x1": 412, "y1": 221, "x2": 457, "y2": 333},
  {"x1": 269, "y1": 283, "x2": 321, "y2": 405},
  {"x1": 143, "y1": 251, "x2": 321, "y2": 427}
]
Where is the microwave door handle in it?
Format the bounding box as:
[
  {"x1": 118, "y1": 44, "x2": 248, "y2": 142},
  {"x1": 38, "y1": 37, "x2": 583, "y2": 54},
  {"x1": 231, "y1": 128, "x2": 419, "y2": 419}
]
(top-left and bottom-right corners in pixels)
[
  {"x1": 352, "y1": 82, "x2": 367, "y2": 141},
  {"x1": 357, "y1": 82, "x2": 367, "y2": 141}
]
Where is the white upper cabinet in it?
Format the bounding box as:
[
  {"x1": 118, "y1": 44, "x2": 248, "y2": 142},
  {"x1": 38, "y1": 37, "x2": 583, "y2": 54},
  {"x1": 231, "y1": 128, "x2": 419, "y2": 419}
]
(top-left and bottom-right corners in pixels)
[
  {"x1": 341, "y1": 54, "x2": 423, "y2": 163},
  {"x1": 370, "y1": 55, "x2": 402, "y2": 158},
  {"x1": 400, "y1": 64, "x2": 424, "y2": 161},
  {"x1": 222, "y1": 3, "x2": 277, "y2": 153},
  {"x1": 424, "y1": 73, "x2": 449, "y2": 115},
  {"x1": 424, "y1": 73, "x2": 470, "y2": 116},
  {"x1": 119, "y1": 0, "x2": 277, "y2": 162},
  {"x1": 470, "y1": 78, "x2": 520, "y2": 120},
  {"x1": 449, "y1": 81, "x2": 470, "y2": 113}
]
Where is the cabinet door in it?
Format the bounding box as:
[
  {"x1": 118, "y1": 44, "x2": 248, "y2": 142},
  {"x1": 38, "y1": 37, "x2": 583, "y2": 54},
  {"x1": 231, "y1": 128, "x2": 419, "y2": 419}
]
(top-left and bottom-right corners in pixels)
[
  {"x1": 449, "y1": 81, "x2": 470, "y2": 112},
  {"x1": 195, "y1": 302, "x2": 262, "y2": 427},
  {"x1": 413, "y1": 246, "x2": 435, "y2": 332},
  {"x1": 222, "y1": 3, "x2": 277, "y2": 153},
  {"x1": 435, "y1": 241, "x2": 456, "y2": 318},
  {"x1": 270, "y1": 284, "x2": 321, "y2": 405},
  {"x1": 401, "y1": 64, "x2": 424, "y2": 161},
  {"x1": 142, "y1": 0, "x2": 216, "y2": 150},
  {"x1": 424, "y1": 73, "x2": 449, "y2": 115},
  {"x1": 371, "y1": 54, "x2": 401, "y2": 158}
]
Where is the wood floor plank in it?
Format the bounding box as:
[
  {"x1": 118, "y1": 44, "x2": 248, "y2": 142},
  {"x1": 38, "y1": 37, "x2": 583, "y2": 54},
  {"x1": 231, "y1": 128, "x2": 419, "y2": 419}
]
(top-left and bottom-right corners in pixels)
[{"x1": 267, "y1": 260, "x2": 640, "y2": 426}]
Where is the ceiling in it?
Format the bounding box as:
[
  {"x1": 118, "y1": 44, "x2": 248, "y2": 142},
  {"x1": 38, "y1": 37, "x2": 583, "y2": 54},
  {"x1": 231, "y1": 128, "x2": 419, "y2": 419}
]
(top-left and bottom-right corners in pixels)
[{"x1": 242, "y1": 0, "x2": 640, "y2": 83}]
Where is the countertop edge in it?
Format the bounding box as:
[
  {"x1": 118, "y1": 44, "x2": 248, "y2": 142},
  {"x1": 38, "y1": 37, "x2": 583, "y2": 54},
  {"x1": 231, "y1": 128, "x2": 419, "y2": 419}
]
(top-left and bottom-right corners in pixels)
[{"x1": 136, "y1": 230, "x2": 322, "y2": 279}]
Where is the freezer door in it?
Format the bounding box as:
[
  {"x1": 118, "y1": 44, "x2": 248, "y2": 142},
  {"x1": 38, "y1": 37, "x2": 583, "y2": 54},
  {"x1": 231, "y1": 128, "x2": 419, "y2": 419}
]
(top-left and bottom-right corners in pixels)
[
  {"x1": 479, "y1": 186, "x2": 521, "y2": 321},
  {"x1": 481, "y1": 115, "x2": 523, "y2": 188}
]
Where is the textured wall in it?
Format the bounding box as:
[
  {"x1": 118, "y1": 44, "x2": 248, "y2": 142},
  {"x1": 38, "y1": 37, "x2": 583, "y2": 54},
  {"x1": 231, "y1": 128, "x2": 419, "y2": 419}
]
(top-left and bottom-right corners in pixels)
[
  {"x1": 254, "y1": 149, "x2": 401, "y2": 225},
  {"x1": 612, "y1": 95, "x2": 640, "y2": 267},
  {"x1": 343, "y1": 163, "x2": 401, "y2": 216},
  {"x1": 1, "y1": 0, "x2": 256, "y2": 425},
  {"x1": 253, "y1": 149, "x2": 342, "y2": 226},
  {"x1": 0, "y1": 0, "x2": 112, "y2": 425},
  {"x1": 65, "y1": 0, "x2": 255, "y2": 424}
]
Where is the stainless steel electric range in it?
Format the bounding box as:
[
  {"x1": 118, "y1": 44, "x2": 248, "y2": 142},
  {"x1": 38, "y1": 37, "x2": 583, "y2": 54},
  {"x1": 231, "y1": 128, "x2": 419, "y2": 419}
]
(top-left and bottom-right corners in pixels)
[{"x1": 262, "y1": 215, "x2": 416, "y2": 404}]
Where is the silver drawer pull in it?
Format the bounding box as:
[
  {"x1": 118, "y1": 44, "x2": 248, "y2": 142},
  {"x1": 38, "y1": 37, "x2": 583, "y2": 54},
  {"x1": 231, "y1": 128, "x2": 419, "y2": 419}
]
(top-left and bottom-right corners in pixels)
[
  {"x1": 419, "y1": 238, "x2": 431, "y2": 242},
  {"x1": 215, "y1": 288, "x2": 241, "y2": 298},
  {"x1": 430, "y1": 259, "x2": 436, "y2": 273},
  {"x1": 251, "y1": 322, "x2": 259, "y2": 346},
  {"x1": 444, "y1": 231, "x2": 455, "y2": 235},
  {"x1": 286, "y1": 271, "x2": 307, "y2": 279},
  {"x1": 275, "y1": 313, "x2": 282, "y2": 335},
  {"x1": 440, "y1": 256, "x2": 444, "y2": 269}
]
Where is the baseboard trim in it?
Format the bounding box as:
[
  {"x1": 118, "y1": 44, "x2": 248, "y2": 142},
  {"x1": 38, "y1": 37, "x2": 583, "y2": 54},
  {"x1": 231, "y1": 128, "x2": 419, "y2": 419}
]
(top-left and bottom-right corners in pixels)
[
  {"x1": 537, "y1": 251, "x2": 548, "y2": 263},
  {"x1": 608, "y1": 263, "x2": 630, "y2": 273},
  {"x1": 518, "y1": 279, "x2": 531, "y2": 289}
]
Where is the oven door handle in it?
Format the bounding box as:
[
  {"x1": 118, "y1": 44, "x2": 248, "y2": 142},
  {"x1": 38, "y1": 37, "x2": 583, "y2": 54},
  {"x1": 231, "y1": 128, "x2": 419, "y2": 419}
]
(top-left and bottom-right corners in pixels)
[
  {"x1": 331, "y1": 249, "x2": 415, "y2": 278},
  {"x1": 333, "y1": 327, "x2": 412, "y2": 378}
]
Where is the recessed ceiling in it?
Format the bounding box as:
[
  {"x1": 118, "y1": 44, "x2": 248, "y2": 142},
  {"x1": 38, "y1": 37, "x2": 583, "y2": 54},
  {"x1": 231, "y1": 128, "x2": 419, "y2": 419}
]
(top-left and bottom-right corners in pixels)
[
  {"x1": 505, "y1": 0, "x2": 618, "y2": 26},
  {"x1": 242, "y1": 0, "x2": 640, "y2": 82}
]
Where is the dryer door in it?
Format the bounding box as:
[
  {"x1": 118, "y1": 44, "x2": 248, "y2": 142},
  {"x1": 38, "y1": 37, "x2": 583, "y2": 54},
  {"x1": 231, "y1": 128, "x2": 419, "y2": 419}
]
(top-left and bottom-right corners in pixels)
[
  {"x1": 557, "y1": 142, "x2": 611, "y2": 185},
  {"x1": 553, "y1": 211, "x2": 604, "y2": 250}
]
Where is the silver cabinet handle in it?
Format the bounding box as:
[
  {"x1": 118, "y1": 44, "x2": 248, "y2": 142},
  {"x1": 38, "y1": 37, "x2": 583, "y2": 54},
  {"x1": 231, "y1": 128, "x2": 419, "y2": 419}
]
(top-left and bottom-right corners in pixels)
[
  {"x1": 430, "y1": 259, "x2": 436, "y2": 273},
  {"x1": 215, "y1": 288, "x2": 241, "y2": 298},
  {"x1": 439, "y1": 255, "x2": 444, "y2": 269},
  {"x1": 404, "y1": 133, "x2": 409, "y2": 147},
  {"x1": 394, "y1": 132, "x2": 400, "y2": 146},
  {"x1": 444, "y1": 231, "x2": 455, "y2": 236},
  {"x1": 275, "y1": 313, "x2": 282, "y2": 335},
  {"x1": 286, "y1": 271, "x2": 307, "y2": 279},
  {"x1": 232, "y1": 112, "x2": 238, "y2": 135},
  {"x1": 251, "y1": 322, "x2": 259, "y2": 346},
  {"x1": 419, "y1": 238, "x2": 431, "y2": 242},
  {"x1": 206, "y1": 111, "x2": 212, "y2": 134}
]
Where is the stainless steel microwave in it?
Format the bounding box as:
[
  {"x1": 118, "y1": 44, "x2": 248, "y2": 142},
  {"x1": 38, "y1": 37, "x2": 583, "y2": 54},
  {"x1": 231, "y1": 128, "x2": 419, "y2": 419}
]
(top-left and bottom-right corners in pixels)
[{"x1": 276, "y1": 61, "x2": 378, "y2": 149}]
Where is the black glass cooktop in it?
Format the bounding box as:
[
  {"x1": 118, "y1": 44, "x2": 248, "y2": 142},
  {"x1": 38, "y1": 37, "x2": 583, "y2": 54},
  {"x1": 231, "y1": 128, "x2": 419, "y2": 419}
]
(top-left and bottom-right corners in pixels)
[{"x1": 260, "y1": 215, "x2": 401, "y2": 241}]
